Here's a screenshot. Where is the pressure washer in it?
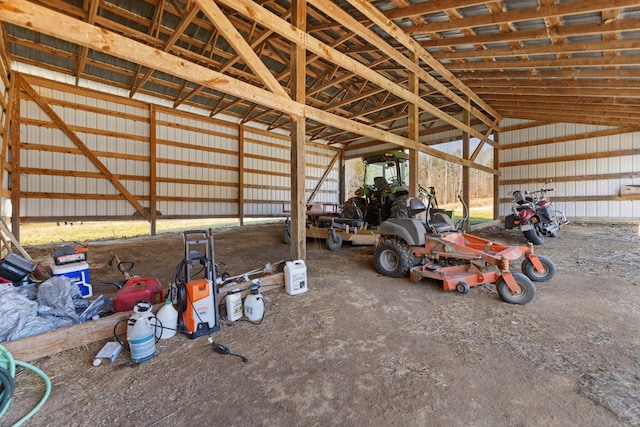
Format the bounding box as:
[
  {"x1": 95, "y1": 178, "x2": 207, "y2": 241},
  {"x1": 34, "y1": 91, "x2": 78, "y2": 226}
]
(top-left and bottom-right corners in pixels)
[{"x1": 173, "y1": 229, "x2": 220, "y2": 339}]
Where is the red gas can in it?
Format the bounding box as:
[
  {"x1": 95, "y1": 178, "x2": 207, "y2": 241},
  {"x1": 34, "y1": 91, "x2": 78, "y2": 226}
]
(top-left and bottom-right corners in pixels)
[{"x1": 113, "y1": 277, "x2": 165, "y2": 312}]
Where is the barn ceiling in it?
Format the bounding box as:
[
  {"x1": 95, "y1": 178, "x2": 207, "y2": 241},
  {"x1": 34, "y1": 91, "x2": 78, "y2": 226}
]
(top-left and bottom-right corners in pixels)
[{"x1": 1, "y1": 0, "x2": 639, "y2": 151}]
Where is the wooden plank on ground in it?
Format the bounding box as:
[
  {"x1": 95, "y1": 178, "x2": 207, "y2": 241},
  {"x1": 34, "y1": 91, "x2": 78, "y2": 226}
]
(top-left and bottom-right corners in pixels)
[{"x1": 3, "y1": 309, "x2": 133, "y2": 363}]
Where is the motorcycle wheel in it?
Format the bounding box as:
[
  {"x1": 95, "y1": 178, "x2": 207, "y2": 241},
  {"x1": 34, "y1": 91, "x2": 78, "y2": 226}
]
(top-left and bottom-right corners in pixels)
[{"x1": 524, "y1": 228, "x2": 544, "y2": 245}]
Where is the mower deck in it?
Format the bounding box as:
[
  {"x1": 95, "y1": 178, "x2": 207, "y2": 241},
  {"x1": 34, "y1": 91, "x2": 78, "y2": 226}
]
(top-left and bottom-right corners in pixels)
[
  {"x1": 409, "y1": 232, "x2": 542, "y2": 295},
  {"x1": 410, "y1": 262, "x2": 502, "y2": 291}
]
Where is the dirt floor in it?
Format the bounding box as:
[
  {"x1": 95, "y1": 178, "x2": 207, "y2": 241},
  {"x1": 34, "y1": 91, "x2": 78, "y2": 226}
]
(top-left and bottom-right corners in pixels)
[{"x1": 2, "y1": 220, "x2": 640, "y2": 427}]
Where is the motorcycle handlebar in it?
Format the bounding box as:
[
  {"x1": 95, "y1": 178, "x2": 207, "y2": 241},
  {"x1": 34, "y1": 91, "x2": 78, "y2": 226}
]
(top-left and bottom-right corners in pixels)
[{"x1": 529, "y1": 187, "x2": 555, "y2": 195}]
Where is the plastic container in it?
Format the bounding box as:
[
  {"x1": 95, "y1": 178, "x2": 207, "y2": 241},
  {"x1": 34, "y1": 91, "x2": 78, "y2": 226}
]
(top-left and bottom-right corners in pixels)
[
  {"x1": 225, "y1": 290, "x2": 243, "y2": 322},
  {"x1": 154, "y1": 300, "x2": 178, "y2": 339},
  {"x1": 127, "y1": 312, "x2": 156, "y2": 363},
  {"x1": 113, "y1": 277, "x2": 164, "y2": 312},
  {"x1": 127, "y1": 301, "x2": 155, "y2": 337},
  {"x1": 51, "y1": 261, "x2": 92, "y2": 298},
  {"x1": 93, "y1": 341, "x2": 123, "y2": 366},
  {"x1": 284, "y1": 260, "x2": 307, "y2": 296},
  {"x1": 244, "y1": 283, "x2": 264, "y2": 322}
]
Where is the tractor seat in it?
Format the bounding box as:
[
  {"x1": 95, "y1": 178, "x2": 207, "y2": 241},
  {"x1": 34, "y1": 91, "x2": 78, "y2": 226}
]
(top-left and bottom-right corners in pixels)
[{"x1": 374, "y1": 176, "x2": 389, "y2": 189}]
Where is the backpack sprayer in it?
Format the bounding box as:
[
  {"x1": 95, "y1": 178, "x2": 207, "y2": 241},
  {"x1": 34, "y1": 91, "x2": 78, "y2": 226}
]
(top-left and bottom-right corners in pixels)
[{"x1": 173, "y1": 229, "x2": 220, "y2": 339}]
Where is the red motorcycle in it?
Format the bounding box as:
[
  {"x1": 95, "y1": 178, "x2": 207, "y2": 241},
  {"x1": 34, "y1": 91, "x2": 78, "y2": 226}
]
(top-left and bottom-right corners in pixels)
[{"x1": 505, "y1": 186, "x2": 569, "y2": 245}]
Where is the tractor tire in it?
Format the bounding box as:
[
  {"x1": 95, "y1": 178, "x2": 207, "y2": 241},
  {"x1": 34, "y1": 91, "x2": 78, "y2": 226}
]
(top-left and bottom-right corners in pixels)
[
  {"x1": 496, "y1": 272, "x2": 536, "y2": 305},
  {"x1": 390, "y1": 194, "x2": 410, "y2": 219},
  {"x1": 523, "y1": 227, "x2": 544, "y2": 245},
  {"x1": 521, "y1": 255, "x2": 556, "y2": 282},
  {"x1": 374, "y1": 238, "x2": 419, "y2": 278},
  {"x1": 342, "y1": 197, "x2": 366, "y2": 221}
]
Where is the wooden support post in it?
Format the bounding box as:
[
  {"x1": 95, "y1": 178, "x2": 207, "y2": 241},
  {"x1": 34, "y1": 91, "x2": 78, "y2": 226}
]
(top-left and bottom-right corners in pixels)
[
  {"x1": 150, "y1": 105, "x2": 157, "y2": 235},
  {"x1": 493, "y1": 131, "x2": 501, "y2": 220},
  {"x1": 239, "y1": 124, "x2": 245, "y2": 226},
  {"x1": 462, "y1": 99, "x2": 471, "y2": 231},
  {"x1": 0, "y1": 71, "x2": 16, "y2": 254},
  {"x1": 339, "y1": 150, "x2": 345, "y2": 204},
  {"x1": 408, "y1": 52, "x2": 419, "y2": 196},
  {"x1": 9, "y1": 73, "x2": 20, "y2": 241},
  {"x1": 290, "y1": 0, "x2": 307, "y2": 262}
]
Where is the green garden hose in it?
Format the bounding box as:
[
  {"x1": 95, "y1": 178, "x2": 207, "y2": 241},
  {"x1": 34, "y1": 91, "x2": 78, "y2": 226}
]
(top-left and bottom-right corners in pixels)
[{"x1": 0, "y1": 344, "x2": 52, "y2": 426}]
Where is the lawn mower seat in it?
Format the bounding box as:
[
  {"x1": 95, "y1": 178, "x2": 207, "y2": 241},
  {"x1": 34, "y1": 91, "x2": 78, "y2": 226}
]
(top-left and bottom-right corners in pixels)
[{"x1": 429, "y1": 212, "x2": 456, "y2": 234}]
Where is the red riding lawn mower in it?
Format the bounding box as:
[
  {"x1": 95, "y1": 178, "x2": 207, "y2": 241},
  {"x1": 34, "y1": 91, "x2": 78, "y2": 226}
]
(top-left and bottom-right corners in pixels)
[{"x1": 373, "y1": 189, "x2": 556, "y2": 304}]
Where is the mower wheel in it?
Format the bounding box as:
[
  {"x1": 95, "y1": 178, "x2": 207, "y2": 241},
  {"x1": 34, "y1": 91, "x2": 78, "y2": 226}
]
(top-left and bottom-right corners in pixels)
[
  {"x1": 496, "y1": 272, "x2": 536, "y2": 305},
  {"x1": 283, "y1": 226, "x2": 291, "y2": 244},
  {"x1": 326, "y1": 231, "x2": 343, "y2": 251},
  {"x1": 456, "y1": 281, "x2": 470, "y2": 294},
  {"x1": 521, "y1": 255, "x2": 556, "y2": 282},
  {"x1": 374, "y1": 238, "x2": 418, "y2": 278},
  {"x1": 523, "y1": 228, "x2": 544, "y2": 245}
]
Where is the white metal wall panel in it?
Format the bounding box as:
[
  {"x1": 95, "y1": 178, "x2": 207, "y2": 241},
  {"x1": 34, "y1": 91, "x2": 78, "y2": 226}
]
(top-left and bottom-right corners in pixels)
[
  {"x1": 242, "y1": 127, "x2": 290, "y2": 216},
  {"x1": 499, "y1": 119, "x2": 640, "y2": 219},
  {"x1": 13, "y1": 77, "x2": 342, "y2": 221},
  {"x1": 155, "y1": 109, "x2": 239, "y2": 217},
  {"x1": 18, "y1": 79, "x2": 151, "y2": 219}
]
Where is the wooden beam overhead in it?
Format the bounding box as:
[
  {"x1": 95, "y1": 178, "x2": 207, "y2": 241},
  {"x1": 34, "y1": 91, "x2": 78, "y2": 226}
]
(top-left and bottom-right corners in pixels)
[
  {"x1": 0, "y1": 0, "x2": 637, "y2": 150},
  {"x1": 404, "y1": 0, "x2": 640, "y2": 35}
]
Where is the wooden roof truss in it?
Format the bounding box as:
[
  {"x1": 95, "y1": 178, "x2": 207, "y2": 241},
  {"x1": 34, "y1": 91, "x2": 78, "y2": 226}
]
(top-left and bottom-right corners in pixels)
[{"x1": 1, "y1": 0, "x2": 638, "y2": 154}]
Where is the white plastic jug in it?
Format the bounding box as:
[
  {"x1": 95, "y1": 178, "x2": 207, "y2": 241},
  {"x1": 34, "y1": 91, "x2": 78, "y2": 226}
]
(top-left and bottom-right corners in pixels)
[
  {"x1": 127, "y1": 300, "x2": 155, "y2": 337},
  {"x1": 155, "y1": 300, "x2": 178, "y2": 339},
  {"x1": 284, "y1": 260, "x2": 307, "y2": 295},
  {"x1": 244, "y1": 284, "x2": 264, "y2": 322},
  {"x1": 225, "y1": 290, "x2": 243, "y2": 322},
  {"x1": 127, "y1": 313, "x2": 156, "y2": 363}
]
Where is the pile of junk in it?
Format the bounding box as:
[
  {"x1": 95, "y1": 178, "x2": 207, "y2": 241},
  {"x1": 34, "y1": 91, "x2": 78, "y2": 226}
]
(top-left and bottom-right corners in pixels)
[
  {"x1": 0, "y1": 243, "x2": 112, "y2": 343},
  {"x1": 0, "y1": 230, "x2": 308, "y2": 358}
]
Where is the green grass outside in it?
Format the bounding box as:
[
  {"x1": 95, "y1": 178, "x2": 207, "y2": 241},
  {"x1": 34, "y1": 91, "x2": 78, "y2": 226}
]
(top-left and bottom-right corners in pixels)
[
  {"x1": 19, "y1": 203, "x2": 496, "y2": 246},
  {"x1": 19, "y1": 218, "x2": 283, "y2": 246}
]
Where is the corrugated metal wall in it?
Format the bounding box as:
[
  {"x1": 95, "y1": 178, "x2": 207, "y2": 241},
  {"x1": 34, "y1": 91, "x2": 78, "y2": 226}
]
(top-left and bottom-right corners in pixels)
[
  {"x1": 13, "y1": 75, "x2": 341, "y2": 221},
  {"x1": 499, "y1": 119, "x2": 640, "y2": 220},
  {"x1": 19, "y1": 78, "x2": 151, "y2": 218},
  {"x1": 155, "y1": 108, "x2": 239, "y2": 217}
]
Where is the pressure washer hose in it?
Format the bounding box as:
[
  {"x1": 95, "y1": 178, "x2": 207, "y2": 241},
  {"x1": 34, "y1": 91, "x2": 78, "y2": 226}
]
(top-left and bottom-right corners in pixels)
[{"x1": 0, "y1": 344, "x2": 52, "y2": 426}]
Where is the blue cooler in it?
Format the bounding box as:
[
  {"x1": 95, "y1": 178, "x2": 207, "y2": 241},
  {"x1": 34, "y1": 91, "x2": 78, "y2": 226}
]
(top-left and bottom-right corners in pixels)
[{"x1": 51, "y1": 261, "x2": 92, "y2": 298}]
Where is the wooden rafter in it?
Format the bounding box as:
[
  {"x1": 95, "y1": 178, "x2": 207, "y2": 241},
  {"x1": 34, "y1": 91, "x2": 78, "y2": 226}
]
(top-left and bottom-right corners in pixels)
[
  {"x1": 130, "y1": 2, "x2": 200, "y2": 97},
  {"x1": 403, "y1": 0, "x2": 640, "y2": 35},
  {"x1": 0, "y1": 0, "x2": 637, "y2": 147},
  {"x1": 75, "y1": 0, "x2": 100, "y2": 85}
]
